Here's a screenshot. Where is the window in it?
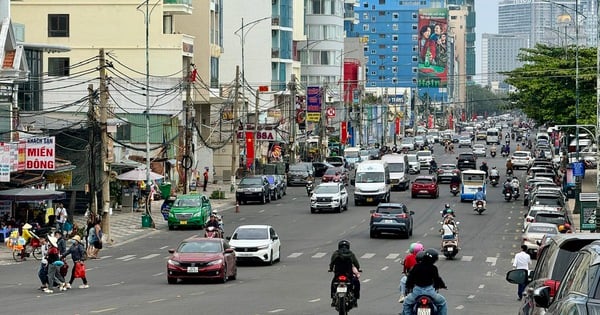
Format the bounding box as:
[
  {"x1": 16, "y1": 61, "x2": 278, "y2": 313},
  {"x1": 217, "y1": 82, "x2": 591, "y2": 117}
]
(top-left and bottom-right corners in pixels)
[
  {"x1": 48, "y1": 57, "x2": 69, "y2": 76},
  {"x1": 379, "y1": 55, "x2": 385, "y2": 59},
  {"x1": 371, "y1": 71, "x2": 376, "y2": 75},
  {"x1": 392, "y1": 45, "x2": 398, "y2": 52},
  {"x1": 370, "y1": 60, "x2": 376, "y2": 65},
  {"x1": 363, "y1": 46, "x2": 369, "y2": 52},
  {"x1": 379, "y1": 65, "x2": 385, "y2": 70},
  {"x1": 412, "y1": 24, "x2": 418, "y2": 30},
  {"x1": 379, "y1": 11, "x2": 385, "y2": 16},
  {"x1": 412, "y1": 13, "x2": 418, "y2": 19},
  {"x1": 371, "y1": 27, "x2": 376, "y2": 33},
  {"x1": 48, "y1": 14, "x2": 69, "y2": 37},
  {"x1": 412, "y1": 35, "x2": 418, "y2": 41},
  {"x1": 392, "y1": 24, "x2": 398, "y2": 31},
  {"x1": 392, "y1": 35, "x2": 398, "y2": 41},
  {"x1": 363, "y1": 24, "x2": 369, "y2": 31},
  {"x1": 392, "y1": 56, "x2": 398, "y2": 62},
  {"x1": 363, "y1": 13, "x2": 369, "y2": 19},
  {"x1": 412, "y1": 45, "x2": 418, "y2": 52},
  {"x1": 379, "y1": 34, "x2": 386, "y2": 38},
  {"x1": 412, "y1": 56, "x2": 418, "y2": 62},
  {"x1": 379, "y1": 0, "x2": 385, "y2": 4},
  {"x1": 392, "y1": 12, "x2": 399, "y2": 20},
  {"x1": 116, "y1": 124, "x2": 131, "y2": 141},
  {"x1": 555, "y1": 252, "x2": 592, "y2": 299},
  {"x1": 392, "y1": 78, "x2": 398, "y2": 84},
  {"x1": 412, "y1": 67, "x2": 418, "y2": 73},
  {"x1": 391, "y1": 66, "x2": 397, "y2": 73},
  {"x1": 371, "y1": 49, "x2": 376, "y2": 54},
  {"x1": 379, "y1": 44, "x2": 386, "y2": 49}
]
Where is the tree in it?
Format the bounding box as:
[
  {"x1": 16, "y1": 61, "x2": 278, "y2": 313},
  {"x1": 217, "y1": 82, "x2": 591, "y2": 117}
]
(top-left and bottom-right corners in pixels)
[
  {"x1": 466, "y1": 84, "x2": 509, "y2": 116},
  {"x1": 502, "y1": 44, "x2": 596, "y2": 126}
]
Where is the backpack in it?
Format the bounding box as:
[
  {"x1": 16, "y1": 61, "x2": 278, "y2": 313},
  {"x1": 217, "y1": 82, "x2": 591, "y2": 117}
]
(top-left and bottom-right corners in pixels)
[
  {"x1": 78, "y1": 243, "x2": 87, "y2": 261},
  {"x1": 333, "y1": 250, "x2": 354, "y2": 275}
]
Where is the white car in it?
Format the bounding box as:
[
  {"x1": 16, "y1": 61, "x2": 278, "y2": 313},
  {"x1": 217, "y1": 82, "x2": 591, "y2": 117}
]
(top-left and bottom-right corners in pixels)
[
  {"x1": 511, "y1": 151, "x2": 533, "y2": 169},
  {"x1": 458, "y1": 135, "x2": 472, "y2": 148},
  {"x1": 228, "y1": 225, "x2": 281, "y2": 265},
  {"x1": 416, "y1": 150, "x2": 433, "y2": 170},
  {"x1": 472, "y1": 144, "x2": 486, "y2": 157},
  {"x1": 310, "y1": 182, "x2": 348, "y2": 213},
  {"x1": 400, "y1": 137, "x2": 415, "y2": 151},
  {"x1": 406, "y1": 154, "x2": 421, "y2": 174}
]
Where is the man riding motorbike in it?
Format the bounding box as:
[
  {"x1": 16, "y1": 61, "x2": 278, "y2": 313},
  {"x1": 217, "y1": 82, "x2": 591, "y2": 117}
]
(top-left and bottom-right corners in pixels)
[
  {"x1": 429, "y1": 158, "x2": 438, "y2": 174},
  {"x1": 510, "y1": 176, "x2": 520, "y2": 196},
  {"x1": 205, "y1": 214, "x2": 222, "y2": 237},
  {"x1": 506, "y1": 159, "x2": 514, "y2": 175},
  {"x1": 473, "y1": 187, "x2": 486, "y2": 211},
  {"x1": 441, "y1": 204, "x2": 455, "y2": 218},
  {"x1": 479, "y1": 161, "x2": 489, "y2": 179},
  {"x1": 440, "y1": 219, "x2": 458, "y2": 249},
  {"x1": 329, "y1": 240, "x2": 361, "y2": 307},
  {"x1": 490, "y1": 144, "x2": 497, "y2": 156},
  {"x1": 489, "y1": 167, "x2": 500, "y2": 184},
  {"x1": 403, "y1": 249, "x2": 448, "y2": 315}
]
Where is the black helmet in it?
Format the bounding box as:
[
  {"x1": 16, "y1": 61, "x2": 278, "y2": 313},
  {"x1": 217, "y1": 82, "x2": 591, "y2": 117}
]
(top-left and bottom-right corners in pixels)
[
  {"x1": 424, "y1": 248, "x2": 439, "y2": 264},
  {"x1": 444, "y1": 204, "x2": 450, "y2": 209},
  {"x1": 338, "y1": 240, "x2": 350, "y2": 250},
  {"x1": 416, "y1": 250, "x2": 427, "y2": 263}
]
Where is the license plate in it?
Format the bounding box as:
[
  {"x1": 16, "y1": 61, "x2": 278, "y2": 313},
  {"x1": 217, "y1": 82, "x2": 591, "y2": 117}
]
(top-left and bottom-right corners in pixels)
[
  {"x1": 236, "y1": 252, "x2": 251, "y2": 257},
  {"x1": 336, "y1": 286, "x2": 348, "y2": 293},
  {"x1": 187, "y1": 267, "x2": 198, "y2": 273},
  {"x1": 180, "y1": 221, "x2": 187, "y2": 225},
  {"x1": 448, "y1": 247, "x2": 454, "y2": 252},
  {"x1": 464, "y1": 161, "x2": 469, "y2": 163},
  {"x1": 245, "y1": 192, "x2": 253, "y2": 195},
  {"x1": 383, "y1": 219, "x2": 394, "y2": 224},
  {"x1": 366, "y1": 198, "x2": 373, "y2": 202},
  {"x1": 420, "y1": 190, "x2": 428, "y2": 193},
  {"x1": 417, "y1": 308, "x2": 432, "y2": 315}
]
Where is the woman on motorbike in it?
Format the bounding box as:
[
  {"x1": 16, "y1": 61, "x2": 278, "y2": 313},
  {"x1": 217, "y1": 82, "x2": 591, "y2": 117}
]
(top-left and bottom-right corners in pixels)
[
  {"x1": 398, "y1": 242, "x2": 424, "y2": 303},
  {"x1": 403, "y1": 249, "x2": 448, "y2": 315}
]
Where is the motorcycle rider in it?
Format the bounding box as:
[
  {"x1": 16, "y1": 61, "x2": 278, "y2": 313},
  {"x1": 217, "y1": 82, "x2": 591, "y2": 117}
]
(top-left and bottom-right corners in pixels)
[
  {"x1": 479, "y1": 161, "x2": 489, "y2": 179},
  {"x1": 441, "y1": 219, "x2": 458, "y2": 249},
  {"x1": 211, "y1": 210, "x2": 224, "y2": 230},
  {"x1": 449, "y1": 175, "x2": 461, "y2": 189},
  {"x1": 510, "y1": 176, "x2": 520, "y2": 196},
  {"x1": 398, "y1": 242, "x2": 424, "y2": 303},
  {"x1": 489, "y1": 167, "x2": 500, "y2": 182},
  {"x1": 503, "y1": 178, "x2": 513, "y2": 195},
  {"x1": 506, "y1": 159, "x2": 514, "y2": 175},
  {"x1": 490, "y1": 144, "x2": 497, "y2": 156},
  {"x1": 329, "y1": 240, "x2": 361, "y2": 307},
  {"x1": 473, "y1": 187, "x2": 486, "y2": 211},
  {"x1": 205, "y1": 214, "x2": 222, "y2": 237},
  {"x1": 403, "y1": 249, "x2": 448, "y2": 315},
  {"x1": 429, "y1": 158, "x2": 438, "y2": 173},
  {"x1": 441, "y1": 204, "x2": 455, "y2": 218}
]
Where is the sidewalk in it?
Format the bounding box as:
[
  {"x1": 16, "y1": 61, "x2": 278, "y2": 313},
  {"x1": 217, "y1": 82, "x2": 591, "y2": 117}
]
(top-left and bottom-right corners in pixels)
[
  {"x1": 567, "y1": 169, "x2": 597, "y2": 233},
  {"x1": 0, "y1": 182, "x2": 236, "y2": 265}
]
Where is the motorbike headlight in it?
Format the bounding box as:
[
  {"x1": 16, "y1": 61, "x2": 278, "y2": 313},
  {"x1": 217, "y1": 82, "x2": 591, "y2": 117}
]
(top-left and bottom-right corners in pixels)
[{"x1": 207, "y1": 259, "x2": 224, "y2": 266}]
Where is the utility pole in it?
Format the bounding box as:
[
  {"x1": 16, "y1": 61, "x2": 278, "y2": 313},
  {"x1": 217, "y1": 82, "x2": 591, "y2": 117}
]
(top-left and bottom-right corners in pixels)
[
  {"x1": 253, "y1": 88, "x2": 259, "y2": 174},
  {"x1": 99, "y1": 49, "x2": 111, "y2": 238},
  {"x1": 317, "y1": 86, "x2": 326, "y2": 160},
  {"x1": 230, "y1": 66, "x2": 240, "y2": 192},
  {"x1": 288, "y1": 74, "x2": 297, "y2": 164},
  {"x1": 358, "y1": 88, "x2": 363, "y2": 147},
  {"x1": 183, "y1": 61, "x2": 193, "y2": 194},
  {"x1": 87, "y1": 84, "x2": 97, "y2": 216}
]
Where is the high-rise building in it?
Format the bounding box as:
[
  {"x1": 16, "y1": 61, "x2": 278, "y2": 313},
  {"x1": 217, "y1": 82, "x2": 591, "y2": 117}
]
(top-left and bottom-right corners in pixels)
[
  {"x1": 481, "y1": 33, "x2": 527, "y2": 92},
  {"x1": 446, "y1": 0, "x2": 476, "y2": 83}
]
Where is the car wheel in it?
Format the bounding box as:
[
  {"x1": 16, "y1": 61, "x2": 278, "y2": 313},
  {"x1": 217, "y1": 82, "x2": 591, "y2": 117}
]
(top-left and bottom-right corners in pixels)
[
  {"x1": 242, "y1": 200, "x2": 247, "y2": 205},
  {"x1": 409, "y1": 227, "x2": 413, "y2": 236},
  {"x1": 261, "y1": 194, "x2": 266, "y2": 204},
  {"x1": 276, "y1": 246, "x2": 281, "y2": 262},
  {"x1": 229, "y1": 267, "x2": 237, "y2": 280},
  {"x1": 370, "y1": 230, "x2": 376, "y2": 238},
  {"x1": 167, "y1": 277, "x2": 177, "y2": 284},
  {"x1": 354, "y1": 199, "x2": 360, "y2": 206},
  {"x1": 412, "y1": 193, "x2": 416, "y2": 198},
  {"x1": 343, "y1": 202, "x2": 348, "y2": 211},
  {"x1": 168, "y1": 225, "x2": 174, "y2": 231},
  {"x1": 268, "y1": 250, "x2": 274, "y2": 265},
  {"x1": 337, "y1": 205, "x2": 342, "y2": 213},
  {"x1": 310, "y1": 208, "x2": 316, "y2": 214},
  {"x1": 221, "y1": 265, "x2": 228, "y2": 283}
]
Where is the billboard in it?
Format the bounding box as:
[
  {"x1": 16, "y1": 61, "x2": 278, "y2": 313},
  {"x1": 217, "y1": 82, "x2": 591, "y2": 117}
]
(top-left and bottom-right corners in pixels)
[
  {"x1": 417, "y1": 8, "x2": 449, "y2": 88},
  {"x1": 306, "y1": 86, "x2": 322, "y2": 123}
]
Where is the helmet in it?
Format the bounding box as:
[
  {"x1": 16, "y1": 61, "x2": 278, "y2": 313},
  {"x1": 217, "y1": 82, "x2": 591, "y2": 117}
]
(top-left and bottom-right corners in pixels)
[
  {"x1": 492, "y1": 166, "x2": 497, "y2": 169},
  {"x1": 423, "y1": 248, "x2": 439, "y2": 264},
  {"x1": 338, "y1": 240, "x2": 351, "y2": 250},
  {"x1": 482, "y1": 161, "x2": 487, "y2": 165},
  {"x1": 416, "y1": 250, "x2": 427, "y2": 263},
  {"x1": 444, "y1": 204, "x2": 450, "y2": 209},
  {"x1": 558, "y1": 225, "x2": 567, "y2": 233},
  {"x1": 446, "y1": 209, "x2": 454, "y2": 215},
  {"x1": 410, "y1": 242, "x2": 424, "y2": 254}
]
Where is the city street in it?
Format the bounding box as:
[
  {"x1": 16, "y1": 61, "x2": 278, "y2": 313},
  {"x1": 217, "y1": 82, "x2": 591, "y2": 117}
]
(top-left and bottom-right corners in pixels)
[{"x1": 1, "y1": 144, "x2": 527, "y2": 314}]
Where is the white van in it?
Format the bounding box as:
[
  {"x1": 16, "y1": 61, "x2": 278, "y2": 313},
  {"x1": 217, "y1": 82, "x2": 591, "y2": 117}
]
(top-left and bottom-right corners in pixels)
[
  {"x1": 353, "y1": 160, "x2": 391, "y2": 206},
  {"x1": 344, "y1": 147, "x2": 362, "y2": 167},
  {"x1": 381, "y1": 154, "x2": 410, "y2": 191},
  {"x1": 406, "y1": 154, "x2": 421, "y2": 174},
  {"x1": 486, "y1": 127, "x2": 500, "y2": 145}
]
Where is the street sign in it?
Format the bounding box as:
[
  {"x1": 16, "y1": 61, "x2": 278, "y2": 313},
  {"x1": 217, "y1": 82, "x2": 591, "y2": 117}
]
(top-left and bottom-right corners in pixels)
[
  {"x1": 326, "y1": 107, "x2": 336, "y2": 118},
  {"x1": 572, "y1": 161, "x2": 585, "y2": 177}
]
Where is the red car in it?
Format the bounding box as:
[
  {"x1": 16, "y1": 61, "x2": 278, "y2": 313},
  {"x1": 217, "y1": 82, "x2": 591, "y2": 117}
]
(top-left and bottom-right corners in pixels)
[
  {"x1": 167, "y1": 237, "x2": 237, "y2": 284},
  {"x1": 321, "y1": 167, "x2": 347, "y2": 185},
  {"x1": 411, "y1": 175, "x2": 439, "y2": 198}
]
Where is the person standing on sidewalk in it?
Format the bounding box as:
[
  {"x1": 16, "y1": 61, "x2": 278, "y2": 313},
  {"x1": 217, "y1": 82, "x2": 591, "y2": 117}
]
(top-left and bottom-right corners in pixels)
[
  {"x1": 203, "y1": 167, "x2": 209, "y2": 192},
  {"x1": 513, "y1": 245, "x2": 531, "y2": 301},
  {"x1": 55, "y1": 203, "x2": 67, "y2": 232},
  {"x1": 90, "y1": 218, "x2": 103, "y2": 259},
  {"x1": 61, "y1": 235, "x2": 89, "y2": 289}
]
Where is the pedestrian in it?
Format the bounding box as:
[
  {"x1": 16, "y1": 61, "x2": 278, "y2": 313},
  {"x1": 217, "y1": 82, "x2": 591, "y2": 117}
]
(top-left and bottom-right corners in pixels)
[
  {"x1": 513, "y1": 244, "x2": 531, "y2": 301},
  {"x1": 90, "y1": 218, "x2": 103, "y2": 259},
  {"x1": 54, "y1": 230, "x2": 67, "y2": 256},
  {"x1": 45, "y1": 236, "x2": 67, "y2": 293},
  {"x1": 55, "y1": 203, "x2": 68, "y2": 232},
  {"x1": 203, "y1": 167, "x2": 209, "y2": 192},
  {"x1": 61, "y1": 235, "x2": 89, "y2": 289},
  {"x1": 86, "y1": 220, "x2": 96, "y2": 259},
  {"x1": 37, "y1": 237, "x2": 49, "y2": 291}
]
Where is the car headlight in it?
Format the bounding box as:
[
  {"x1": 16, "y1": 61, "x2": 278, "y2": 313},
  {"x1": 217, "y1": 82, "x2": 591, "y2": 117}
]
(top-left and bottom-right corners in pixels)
[
  {"x1": 236, "y1": 189, "x2": 244, "y2": 193},
  {"x1": 355, "y1": 187, "x2": 362, "y2": 193},
  {"x1": 192, "y1": 212, "x2": 203, "y2": 217},
  {"x1": 379, "y1": 187, "x2": 387, "y2": 193},
  {"x1": 310, "y1": 196, "x2": 317, "y2": 202},
  {"x1": 257, "y1": 244, "x2": 269, "y2": 250},
  {"x1": 207, "y1": 259, "x2": 223, "y2": 266},
  {"x1": 167, "y1": 259, "x2": 181, "y2": 266},
  {"x1": 251, "y1": 187, "x2": 262, "y2": 192},
  {"x1": 332, "y1": 197, "x2": 340, "y2": 202}
]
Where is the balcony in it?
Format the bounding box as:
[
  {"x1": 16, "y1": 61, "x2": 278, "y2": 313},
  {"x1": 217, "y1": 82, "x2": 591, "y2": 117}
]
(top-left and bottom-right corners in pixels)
[
  {"x1": 163, "y1": 0, "x2": 193, "y2": 15},
  {"x1": 272, "y1": 17, "x2": 280, "y2": 26},
  {"x1": 272, "y1": 49, "x2": 280, "y2": 58}
]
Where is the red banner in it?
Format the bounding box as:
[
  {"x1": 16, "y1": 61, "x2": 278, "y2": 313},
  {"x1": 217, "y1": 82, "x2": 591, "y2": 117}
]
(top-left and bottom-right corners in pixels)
[
  {"x1": 448, "y1": 113, "x2": 453, "y2": 130},
  {"x1": 340, "y1": 122, "x2": 347, "y2": 144},
  {"x1": 395, "y1": 118, "x2": 400, "y2": 135},
  {"x1": 427, "y1": 115, "x2": 434, "y2": 129},
  {"x1": 245, "y1": 132, "x2": 254, "y2": 169},
  {"x1": 461, "y1": 111, "x2": 466, "y2": 122}
]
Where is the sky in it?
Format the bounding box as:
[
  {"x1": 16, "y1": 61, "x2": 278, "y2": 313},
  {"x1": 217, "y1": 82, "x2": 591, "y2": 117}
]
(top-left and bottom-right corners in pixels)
[{"x1": 475, "y1": 0, "x2": 500, "y2": 81}]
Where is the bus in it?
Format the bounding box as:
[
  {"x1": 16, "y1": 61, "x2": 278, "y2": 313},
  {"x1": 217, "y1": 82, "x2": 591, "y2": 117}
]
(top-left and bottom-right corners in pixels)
[
  {"x1": 460, "y1": 170, "x2": 487, "y2": 202},
  {"x1": 486, "y1": 128, "x2": 500, "y2": 145}
]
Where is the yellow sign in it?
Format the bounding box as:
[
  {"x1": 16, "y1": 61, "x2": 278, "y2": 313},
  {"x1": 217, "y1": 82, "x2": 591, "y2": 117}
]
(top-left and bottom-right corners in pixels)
[
  {"x1": 46, "y1": 171, "x2": 72, "y2": 187},
  {"x1": 306, "y1": 112, "x2": 321, "y2": 122}
]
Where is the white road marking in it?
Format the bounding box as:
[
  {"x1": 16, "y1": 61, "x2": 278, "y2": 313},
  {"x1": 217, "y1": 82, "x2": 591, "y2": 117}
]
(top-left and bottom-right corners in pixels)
[
  {"x1": 312, "y1": 252, "x2": 327, "y2": 258},
  {"x1": 98, "y1": 255, "x2": 111, "y2": 259},
  {"x1": 478, "y1": 284, "x2": 485, "y2": 289},
  {"x1": 456, "y1": 305, "x2": 464, "y2": 310},
  {"x1": 381, "y1": 266, "x2": 389, "y2": 271},
  {"x1": 268, "y1": 309, "x2": 285, "y2": 313},
  {"x1": 486, "y1": 271, "x2": 492, "y2": 277},
  {"x1": 386, "y1": 253, "x2": 400, "y2": 260},
  {"x1": 140, "y1": 254, "x2": 160, "y2": 260},
  {"x1": 123, "y1": 257, "x2": 136, "y2": 262},
  {"x1": 90, "y1": 308, "x2": 117, "y2": 313},
  {"x1": 152, "y1": 272, "x2": 164, "y2": 277},
  {"x1": 259, "y1": 210, "x2": 265, "y2": 213},
  {"x1": 460, "y1": 256, "x2": 473, "y2": 262},
  {"x1": 362, "y1": 279, "x2": 371, "y2": 283},
  {"x1": 308, "y1": 298, "x2": 321, "y2": 303},
  {"x1": 287, "y1": 252, "x2": 303, "y2": 258},
  {"x1": 423, "y1": 233, "x2": 428, "y2": 237},
  {"x1": 239, "y1": 217, "x2": 246, "y2": 221},
  {"x1": 116, "y1": 255, "x2": 136, "y2": 260},
  {"x1": 189, "y1": 291, "x2": 206, "y2": 296},
  {"x1": 147, "y1": 298, "x2": 166, "y2": 303},
  {"x1": 486, "y1": 257, "x2": 497, "y2": 266},
  {"x1": 468, "y1": 295, "x2": 475, "y2": 299},
  {"x1": 507, "y1": 216, "x2": 511, "y2": 219},
  {"x1": 105, "y1": 282, "x2": 124, "y2": 287},
  {"x1": 361, "y1": 253, "x2": 375, "y2": 259},
  {"x1": 159, "y1": 246, "x2": 168, "y2": 249}
]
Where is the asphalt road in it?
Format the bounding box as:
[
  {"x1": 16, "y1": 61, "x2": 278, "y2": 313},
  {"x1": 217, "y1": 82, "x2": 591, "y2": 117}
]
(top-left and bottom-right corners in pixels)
[{"x1": 0, "y1": 140, "x2": 527, "y2": 315}]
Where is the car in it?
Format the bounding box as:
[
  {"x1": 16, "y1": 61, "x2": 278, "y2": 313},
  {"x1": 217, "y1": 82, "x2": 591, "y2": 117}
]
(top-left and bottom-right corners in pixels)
[
  {"x1": 414, "y1": 135, "x2": 426, "y2": 148},
  {"x1": 436, "y1": 163, "x2": 460, "y2": 183},
  {"x1": 533, "y1": 210, "x2": 572, "y2": 229},
  {"x1": 511, "y1": 151, "x2": 533, "y2": 169},
  {"x1": 167, "y1": 194, "x2": 212, "y2": 230},
  {"x1": 524, "y1": 182, "x2": 560, "y2": 206},
  {"x1": 523, "y1": 205, "x2": 564, "y2": 230},
  {"x1": 265, "y1": 175, "x2": 282, "y2": 200},
  {"x1": 369, "y1": 202, "x2": 414, "y2": 238},
  {"x1": 166, "y1": 237, "x2": 237, "y2": 284},
  {"x1": 472, "y1": 143, "x2": 487, "y2": 157},
  {"x1": 528, "y1": 241, "x2": 600, "y2": 314},
  {"x1": 456, "y1": 152, "x2": 477, "y2": 171},
  {"x1": 369, "y1": 148, "x2": 381, "y2": 160},
  {"x1": 458, "y1": 135, "x2": 472, "y2": 148},
  {"x1": 321, "y1": 167, "x2": 348, "y2": 185},
  {"x1": 287, "y1": 163, "x2": 314, "y2": 186},
  {"x1": 400, "y1": 137, "x2": 415, "y2": 151},
  {"x1": 310, "y1": 182, "x2": 349, "y2": 213},
  {"x1": 526, "y1": 187, "x2": 564, "y2": 208},
  {"x1": 227, "y1": 225, "x2": 281, "y2": 265},
  {"x1": 416, "y1": 150, "x2": 433, "y2": 170},
  {"x1": 476, "y1": 130, "x2": 487, "y2": 140},
  {"x1": 411, "y1": 175, "x2": 439, "y2": 199},
  {"x1": 521, "y1": 222, "x2": 559, "y2": 257},
  {"x1": 406, "y1": 154, "x2": 421, "y2": 174},
  {"x1": 325, "y1": 156, "x2": 345, "y2": 168},
  {"x1": 527, "y1": 166, "x2": 557, "y2": 181},
  {"x1": 312, "y1": 161, "x2": 335, "y2": 177},
  {"x1": 529, "y1": 193, "x2": 566, "y2": 212},
  {"x1": 236, "y1": 175, "x2": 271, "y2": 204},
  {"x1": 506, "y1": 234, "x2": 600, "y2": 315}
]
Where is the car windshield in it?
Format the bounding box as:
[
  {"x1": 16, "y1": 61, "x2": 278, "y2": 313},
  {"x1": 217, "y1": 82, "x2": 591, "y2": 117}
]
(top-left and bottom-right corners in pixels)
[
  {"x1": 324, "y1": 168, "x2": 339, "y2": 175},
  {"x1": 326, "y1": 157, "x2": 343, "y2": 164},
  {"x1": 315, "y1": 185, "x2": 338, "y2": 194},
  {"x1": 514, "y1": 152, "x2": 529, "y2": 158},
  {"x1": 402, "y1": 138, "x2": 413, "y2": 144},
  {"x1": 174, "y1": 198, "x2": 201, "y2": 207},
  {"x1": 177, "y1": 241, "x2": 222, "y2": 253},
  {"x1": 535, "y1": 214, "x2": 566, "y2": 225},
  {"x1": 376, "y1": 206, "x2": 404, "y2": 214},
  {"x1": 355, "y1": 172, "x2": 384, "y2": 183},
  {"x1": 289, "y1": 165, "x2": 307, "y2": 172},
  {"x1": 459, "y1": 136, "x2": 470, "y2": 140},
  {"x1": 388, "y1": 163, "x2": 405, "y2": 172},
  {"x1": 528, "y1": 225, "x2": 558, "y2": 234},
  {"x1": 240, "y1": 177, "x2": 263, "y2": 185},
  {"x1": 416, "y1": 151, "x2": 431, "y2": 157},
  {"x1": 345, "y1": 151, "x2": 359, "y2": 158},
  {"x1": 440, "y1": 165, "x2": 455, "y2": 170},
  {"x1": 534, "y1": 197, "x2": 564, "y2": 206},
  {"x1": 233, "y1": 228, "x2": 269, "y2": 240},
  {"x1": 414, "y1": 178, "x2": 433, "y2": 184}
]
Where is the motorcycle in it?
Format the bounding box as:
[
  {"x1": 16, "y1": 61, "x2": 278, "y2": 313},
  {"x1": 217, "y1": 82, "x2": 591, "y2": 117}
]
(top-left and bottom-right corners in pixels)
[
  {"x1": 306, "y1": 181, "x2": 314, "y2": 196},
  {"x1": 442, "y1": 238, "x2": 459, "y2": 260},
  {"x1": 501, "y1": 150, "x2": 509, "y2": 158},
  {"x1": 429, "y1": 165, "x2": 438, "y2": 175},
  {"x1": 504, "y1": 188, "x2": 513, "y2": 201},
  {"x1": 512, "y1": 187, "x2": 520, "y2": 200},
  {"x1": 331, "y1": 273, "x2": 358, "y2": 315},
  {"x1": 204, "y1": 226, "x2": 222, "y2": 238},
  {"x1": 472, "y1": 200, "x2": 486, "y2": 215},
  {"x1": 490, "y1": 150, "x2": 496, "y2": 158},
  {"x1": 411, "y1": 295, "x2": 438, "y2": 315},
  {"x1": 489, "y1": 176, "x2": 499, "y2": 187},
  {"x1": 450, "y1": 183, "x2": 459, "y2": 196},
  {"x1": 506, "y1": 168, "x2": 513, "y2": 177}
]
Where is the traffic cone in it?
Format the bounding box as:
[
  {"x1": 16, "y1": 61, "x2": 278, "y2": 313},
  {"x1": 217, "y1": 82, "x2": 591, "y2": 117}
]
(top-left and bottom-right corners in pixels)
[{"x1": 235, "y1": 202, "x2": 240, "y2": 213}]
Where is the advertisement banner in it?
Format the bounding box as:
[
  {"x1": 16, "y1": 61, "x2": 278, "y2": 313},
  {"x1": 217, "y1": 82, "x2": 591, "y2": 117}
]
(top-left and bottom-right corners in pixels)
[
  {"x1": 395, "y1": 118, "x2": 400, "y2": 135},
  {"x1": 341, "y1": 122, "x2": 347, "y2": 144},
  {"x1": 306, "y1": 86, "x2": 322, "y2": 123},
  {"x1": 25, "y1": 136, "x2": 55, "y2": 170},
  {"x1": 417, "y1": 8, "x2": 449, "y2": 88},
  {"x1": 245, "y1": 132, "x2": 254, "y2": 170},
  {"x1": 18, "y1": 139, "x2": 26, "y2": 170}
]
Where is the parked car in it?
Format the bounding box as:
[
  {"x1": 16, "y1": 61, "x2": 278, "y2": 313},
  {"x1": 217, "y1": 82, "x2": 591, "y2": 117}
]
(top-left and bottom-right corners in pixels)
[
  {"x1": 287, "y1": 163, "x2": 314, "y2": 186},
  {"x1": 506, "y1": 234, "x2": 600, "y2": 315},
  {"x1": 227, "y1": 225, "x2": 281, "y2": 265},
  {"x1": 411, "y1": 175, "x2": 439, "y2": 199},
  {"x1": 523, "y1": 205, "x2": 563, "y2": 230},
  {"x1": 436, "y1": 164, "x2": 460, "y2": 183},
  {"x1": 166, "y1": 237, "x2": 237, "y2": 284},
  {"x1": 310, "y1": 182, "x2": 349, "y2": 213},
  {"x1": 235, "y1": 175, "x2": 271, "y2": 204},
  {"x1": 312, "y1": 161, "x2": 335, "y2": 178},
  {"x1": 521, "y1": 222, "x2": 559, "y2": 257},
  {"x1": 167, "y1": 194, "x2": 212, "y2": 230},
  {"x1": 529, "y1": 193, "x2": 566, "y2": 212},
  {"x1": 532, "y1": 210, "x2": 572, "y2": 229},
  {"x1": 369, "y1": 202, "x2": 414, "y2": 238}
]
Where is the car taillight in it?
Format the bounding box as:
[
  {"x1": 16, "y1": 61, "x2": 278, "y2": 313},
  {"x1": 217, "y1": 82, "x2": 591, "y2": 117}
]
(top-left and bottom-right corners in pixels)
[
  {"x1": 396, "y1": 213, "x2": 408, "y2": 219},
  {"x1": 372, "y1": 213, "x2": 382, "y2": 218},
  {"x1": 543, "y1": 279, "x2": 560, "y2": 297},
  {"x1": 338, "y1": 275, "x2": 348, "y2": 281},
  {"x1": 522, "y1": 238, "x2": 528, "y2": 242},
  {"x1": 526, "y1": 218, "x2": 533, "y2": 222}
]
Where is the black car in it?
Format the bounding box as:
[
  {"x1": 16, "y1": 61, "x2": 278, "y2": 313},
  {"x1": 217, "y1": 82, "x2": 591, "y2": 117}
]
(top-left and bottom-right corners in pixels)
[
  {"x1": 369, "y1": 203, "x2": 414, "y2": 239},
  {"x1": 235, "y1": 175, "x2": 271, "y2": 204},
  {"x1": 456, "y1": 152, "x2": 477, "y2": 170},
  {"x1": 287, "y1": 163, "x2": 314, "y2": 186},
  {"x1": 505, "y1": 234, "x2": 600, "y2": 315},
  {"x1": 312, "y1": 161, "x2": 335, "y2": 177}
]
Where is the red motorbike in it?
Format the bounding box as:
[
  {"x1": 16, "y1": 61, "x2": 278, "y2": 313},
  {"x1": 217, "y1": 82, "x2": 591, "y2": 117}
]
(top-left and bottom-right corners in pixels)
[{"x1": 204, "y1": 226, "x2": 222, "y2": 239}]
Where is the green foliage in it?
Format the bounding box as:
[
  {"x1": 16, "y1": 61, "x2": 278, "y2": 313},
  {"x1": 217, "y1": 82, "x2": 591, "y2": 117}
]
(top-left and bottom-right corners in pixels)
[
  {"x1": 467, "y1": 85, "x2": 509, "y2": 115},
  {"x1": 502, "y1": 44, "x2": 597, "y2": 126},
  {"x1": 210, "y1": 190, "x2": 225, "y2": 199}
]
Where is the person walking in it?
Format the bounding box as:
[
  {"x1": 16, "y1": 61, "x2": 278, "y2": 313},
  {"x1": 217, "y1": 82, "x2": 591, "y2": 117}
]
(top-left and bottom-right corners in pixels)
[
  {"x1": 45, "y1": 236, "x2": 67, "y2": 293},
  {"x1": 203, "y1": 167, "x2": 209, "y2": 192},
  {"x1": 513, "y1": 245, "x2": 531, "y2": 301},
  {"x1": 90, "y1": 218, "x2": 103, "y2": 259},
  {"x1": 61, "y1": 235, "x2": 89, "y2": 289}
]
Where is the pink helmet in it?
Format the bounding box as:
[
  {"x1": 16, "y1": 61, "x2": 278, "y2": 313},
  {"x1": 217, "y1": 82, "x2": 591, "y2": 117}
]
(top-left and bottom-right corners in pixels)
[{"x1": 409, "y1": 242, "x2": 424, "y2": 254}]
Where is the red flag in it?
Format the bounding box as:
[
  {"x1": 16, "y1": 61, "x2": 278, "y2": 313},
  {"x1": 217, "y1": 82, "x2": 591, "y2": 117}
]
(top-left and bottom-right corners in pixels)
[
  {"x1": 189, "y1": 68, "x2": 197, "y2": 82},
  {"x1": 245, "y1": 132, "x2": 254, "y2": 169},
  {"x1": 395, "y1": 117, "x2": 400, "y2": 135},
  {"x1": 427, "y1": 115, "x2": 433, "y2": 129},
  {"x1": 340, "y1": 122, "x2": 347, "y2": 144},
  {"x1": 448, "y1": 114, "x2": 454, "y2": 130}
]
